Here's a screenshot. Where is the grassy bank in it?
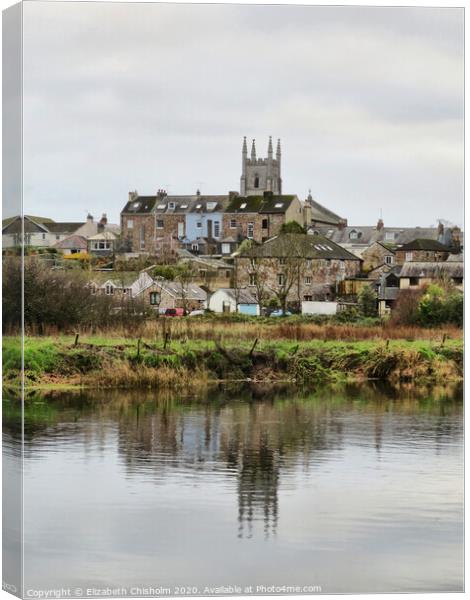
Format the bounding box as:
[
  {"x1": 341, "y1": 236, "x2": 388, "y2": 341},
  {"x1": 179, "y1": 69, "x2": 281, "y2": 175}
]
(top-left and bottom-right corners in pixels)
[{"x1": 3, "y1": 332, "x2": 463, "y2": 390}]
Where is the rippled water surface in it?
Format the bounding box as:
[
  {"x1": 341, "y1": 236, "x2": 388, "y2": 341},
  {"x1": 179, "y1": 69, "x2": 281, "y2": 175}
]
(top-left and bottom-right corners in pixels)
[{"x1": 4, "y1": 384, "x2": 463, "y2": 594}]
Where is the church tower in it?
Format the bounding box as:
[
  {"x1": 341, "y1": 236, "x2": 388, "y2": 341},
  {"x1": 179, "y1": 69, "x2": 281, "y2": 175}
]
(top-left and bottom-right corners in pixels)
[{"x1": 240, "y1": 137, "x2": 282, "y2": 196}]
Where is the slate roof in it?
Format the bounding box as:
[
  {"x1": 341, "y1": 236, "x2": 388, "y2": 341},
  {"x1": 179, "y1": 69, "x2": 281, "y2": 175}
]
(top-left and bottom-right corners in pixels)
[
  {"x1": 122, "y1": 196, "x2": 159, "y2": 214},
  {"x1": 226, "y1": 195, "x2": 297, "y2": 214},
  {"x1": 240, "y1": 233, "x2": 361, "y2": 261},
  {"x1": 215, "y1": 288, "x2": 258, "y2": 304},
  {"x1": 308, "y1": 198, "x2": 344, "y2": 225},
  {"x1": 159, "y1": 281, "x2": 207, "y2": 301},
  {"x1": 122, "y1": 195, "x2": 229, "y2": 214},
  {"x1": 46, "y1": 222, "x2": 84, "y2": 233},
  {"x1": 3, "y1": 216, "x2": 51, "y2": 234},
  {"x1": 400, "y1": 262, "x2": 463, "y2": 278},
  {"x1": 398, "y1": 238, "x2": 450, "y2": 251},
  {"x1": 89, "y1": 271, "x2": 141, "y2": 287},
  {"x1": 2, "y1": 215, "x2": 54, "y2": 227},
  {"x1": 54, "y1": 235, "x2": 88, "y2": 250},
  {"x1": 317, "y1": 226, "x2": 443, "y2": 246}
]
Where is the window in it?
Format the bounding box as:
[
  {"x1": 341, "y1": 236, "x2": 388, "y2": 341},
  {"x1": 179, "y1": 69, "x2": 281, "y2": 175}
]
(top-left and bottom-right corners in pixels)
[
  {"x1": 156, "y1": 220, "x2": 164, "y2": 229},
  {"x1": 304, "y1": 277, "x2": 312, "y2": 285},
  {"x1": 249, "y1": 274, "x2": 256, "y2": 286},
  {"x1": 214, "y1": 222, "x2": 220, "y2": 237},
  {"x1": 278, "y1": 273, "x2": 285, "y2": 286},
  {"x1": 207, "y1": 202, "x2": 217, "y2": 211},
  {"x1": 339, "y1": 260, "x2": 345, "y2": 271},
  {"x1": 157, "y1": 204, "x2": 166, "y2": 209},
  {"x1": 279, "y1": 258, "x2": 287, "y2": 265},
  {"x1": 385, "y1": 232, "x2": 396, "y2": 241},
  {"x1": 240, "y1": 203, "x2": 247, "y2": 209},
  {"x1": 247, "y1": 222, "x2": 254, "y2": 239},
  {"x1": 225, "y1": 270, "x2": 231, "y2": 278},
  {"x1": 254, "y1": 176, "x2": 259, "y2": 188},
  {"x1": 306, "y1": 259, "x2": 312, "y2": 269},
  {"x1": 196, "y1": 204, "x2": 202, "y2": 209},
  {"x1": 349, "y1": 231, "x2": 358, "y2": 240},
  {"x1": 385, "y1": 255, "x2": 394, "y2": 264},
  {"x1": 191, "y1": 243, "x2": 199, "y2": 251},
  {"x1": 168, "y1": 202, "x2": 176, "y2": 210},
  {"x1": 405, "y1": 252, "x2": 413, "y2": 262},
  {"x1": 180, "y1": 204, "x2": 188, "y2": 209},
  {"x1": 127, "y1": 219, "x2": 134, "y2": 229},
  {"x1": 105, "y1": 284, "x2": 114, "y2": 295},
  {"x1": 230, "y1": 219, "x2": 237, "y2": 229},
  {"x1": 150, "y1": 291, "x2": 161, "y2": 305},
  {"x1": 196, "y1": 221, "x2": 202, "y2": 229},
  {"x1": 56, "y1": 235, "x2": 60, "y2": 240},
  {"x1": 42, "y1": 233, "x2": 46, "y2": 240},
  {"x1": 222, "y1": 243, "x2": 231, "y2": 254},
  {"x1": 275, "y1": 203, "x2": 283, "y2": 208},
  {"x1": 262, "y1": 218, "x2": 268, "y2": 229},
  {"x1": 409, "y1": 277, "x2": 419, "y2": 286},
  {"x1": 199, "y1": 269, "x2": 207, "y2": 277},
  {"x1": 304, "y1": 295, "x2": 313, "y2": 302},
  {"x1": 140, "y1": 225, "x2": 145, "y2": 250}
]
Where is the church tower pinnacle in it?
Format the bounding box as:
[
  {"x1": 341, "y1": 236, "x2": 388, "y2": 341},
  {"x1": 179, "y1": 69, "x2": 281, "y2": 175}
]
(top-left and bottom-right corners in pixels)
[{"x1": 240, "y1": 136, "x2": 282, "y2": 196}]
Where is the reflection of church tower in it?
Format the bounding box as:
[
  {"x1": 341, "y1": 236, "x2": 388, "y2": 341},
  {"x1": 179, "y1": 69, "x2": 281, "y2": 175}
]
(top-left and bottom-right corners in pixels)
[{"x1": 240, "y1": 136, "x2": 282, "y2": 196}]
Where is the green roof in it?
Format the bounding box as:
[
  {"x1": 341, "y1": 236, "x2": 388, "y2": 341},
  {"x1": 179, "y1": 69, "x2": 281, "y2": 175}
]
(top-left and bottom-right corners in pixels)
[
  {"x1": 226, "y1": 195, "x2": 297, "y2": 213},
  {"x1": 399, "y1": 238, "x2": 450, "y2": 251}
]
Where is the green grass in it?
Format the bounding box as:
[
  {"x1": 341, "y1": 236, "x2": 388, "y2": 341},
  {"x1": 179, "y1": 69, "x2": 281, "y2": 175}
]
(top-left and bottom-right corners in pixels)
[{"x1": 2, "y1": 335, "x2": 463, "y2": 390}]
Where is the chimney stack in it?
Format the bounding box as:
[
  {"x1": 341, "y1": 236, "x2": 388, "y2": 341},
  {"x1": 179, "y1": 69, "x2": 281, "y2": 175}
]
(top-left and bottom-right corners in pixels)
[{"x1": 377, "y1": 218, "x2": 384, "y2": 231}]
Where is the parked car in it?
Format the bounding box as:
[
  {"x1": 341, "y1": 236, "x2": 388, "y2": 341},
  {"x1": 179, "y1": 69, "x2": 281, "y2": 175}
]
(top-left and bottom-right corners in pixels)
[
  {"x1": 188, "y1": 309, "x2": 204, "y2": 317},
  {"x1": 269, "y1": 309, "x2": 292, "y2": 317},
  {"x1": 164, "y1": 308, "x2": 185, "y2": 317}
]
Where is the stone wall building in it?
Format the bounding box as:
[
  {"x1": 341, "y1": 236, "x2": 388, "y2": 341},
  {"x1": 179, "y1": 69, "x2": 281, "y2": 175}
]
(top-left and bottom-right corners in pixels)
[
  {"x1": 235, "y1": 233, "x2": 361, "y2": 308},
  {"x1": 223, "y1": 192, "x2": 304, "y2": 243},
  {"x1": 394, "y1": 239, "x2": 450, "y2": 265}
]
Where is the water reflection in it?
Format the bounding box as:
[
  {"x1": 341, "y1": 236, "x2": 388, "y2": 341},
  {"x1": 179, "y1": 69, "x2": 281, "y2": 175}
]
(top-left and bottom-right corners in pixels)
[{"x1": 3, "y1": 383, "x2": 464, "y2": 593}]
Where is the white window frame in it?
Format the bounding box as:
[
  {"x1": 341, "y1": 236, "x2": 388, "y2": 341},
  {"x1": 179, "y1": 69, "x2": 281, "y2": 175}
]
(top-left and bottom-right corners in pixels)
[
  {"x1": 405, "y1": 252, "x2": 413, "y2": 262},
  {"x1": 230, "y1": 219, "x2": 237, "y2": 229},
  {"x1": 247, "y1": 222, "x2": 254, "y2": 239},
  {"x1": 127, "y1": 219, "x2": 134, "y2": 229}
]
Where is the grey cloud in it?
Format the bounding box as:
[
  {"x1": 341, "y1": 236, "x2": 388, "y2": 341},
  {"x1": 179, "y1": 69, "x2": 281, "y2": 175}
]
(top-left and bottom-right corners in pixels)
[{"x1": 18, "y1": 2, "x2": 463, "y2": 227}]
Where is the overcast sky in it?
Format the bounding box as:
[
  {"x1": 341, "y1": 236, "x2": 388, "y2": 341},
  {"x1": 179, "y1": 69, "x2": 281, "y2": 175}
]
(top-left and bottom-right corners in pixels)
[{"x1": 20, "y1": 2, "x2": 463, "y2": 227}]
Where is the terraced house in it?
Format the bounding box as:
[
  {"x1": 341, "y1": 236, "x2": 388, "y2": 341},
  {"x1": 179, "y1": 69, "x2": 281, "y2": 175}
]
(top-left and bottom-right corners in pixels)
[
  {"x1": 121, "y1": 191, "x2": 229, "y2": 255},
  {"x1": 222, "y1": 191, "x2": 305, "y2": 245}
]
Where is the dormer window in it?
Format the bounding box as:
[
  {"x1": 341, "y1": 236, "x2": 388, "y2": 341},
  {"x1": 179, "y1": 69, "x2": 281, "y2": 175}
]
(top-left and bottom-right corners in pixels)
[
  {"x1": 168, "y1": 202, "x2": 176, "y2": 210},
  {"x1": 385, "y1": 232, "x2": 396, "y2": 241},
  {"x1": 349, "y1": 230, "x2": 359, "y2": 240}
]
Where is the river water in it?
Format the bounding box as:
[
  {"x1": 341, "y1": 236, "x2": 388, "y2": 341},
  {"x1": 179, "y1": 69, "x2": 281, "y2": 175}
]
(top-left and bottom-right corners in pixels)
[{"x1": 3, "y1": 383, "x2": 463, "y2": 594}]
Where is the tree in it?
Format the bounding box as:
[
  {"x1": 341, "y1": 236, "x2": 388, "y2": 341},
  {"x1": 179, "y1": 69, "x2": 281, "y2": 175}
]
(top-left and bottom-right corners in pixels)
[
  {"x1": 280, "y1": 221, "x2": 306, "y2": 234},
  {"x1": 174, "y1": 263, "x2": 194, "y2": 315},
  {"x1": 358, "y1": 285, "x2": 377, "y2": 317}
]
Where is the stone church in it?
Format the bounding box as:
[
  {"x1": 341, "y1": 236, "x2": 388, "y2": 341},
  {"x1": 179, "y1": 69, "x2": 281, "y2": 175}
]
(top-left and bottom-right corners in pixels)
[{"x1": 240, "y1": 136, "x2": 282, "y2": 196}]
